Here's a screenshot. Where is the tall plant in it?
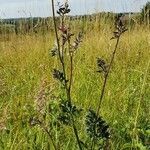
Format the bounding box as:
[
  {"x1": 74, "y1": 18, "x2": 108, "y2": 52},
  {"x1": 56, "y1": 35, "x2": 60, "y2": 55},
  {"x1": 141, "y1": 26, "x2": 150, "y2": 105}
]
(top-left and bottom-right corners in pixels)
[
  {"x1": 51, "y1": 1, "x2": 83, "y2": 149},
  {"x1": 86, "y1": 14, "x2": 128, "y2": 150},
  {"x1": 30, "y1": 1, "x2": 127, "y2": 149}
]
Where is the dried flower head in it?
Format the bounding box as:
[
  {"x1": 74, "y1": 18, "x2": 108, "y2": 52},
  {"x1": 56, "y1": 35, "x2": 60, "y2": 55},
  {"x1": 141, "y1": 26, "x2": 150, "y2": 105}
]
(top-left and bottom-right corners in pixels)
[
  {"x1": 71, "y1": 32, "x2": 83, "y2": 53},
  {"x1": 35, "y1": 78, "x2": 56, "y2": 116},
  {"x1": 111, "y1": 16, "x2": 128, "y2": 39},
  {"x1": 97, "y1": 58, "x2": 108, "y2": 76}
]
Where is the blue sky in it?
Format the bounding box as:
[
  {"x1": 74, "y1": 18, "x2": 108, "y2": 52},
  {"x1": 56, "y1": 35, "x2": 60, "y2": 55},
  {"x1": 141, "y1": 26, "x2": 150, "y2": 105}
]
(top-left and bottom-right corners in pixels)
[{"x1": 0, "y1": 0, "x2": 149, "y2": 19}]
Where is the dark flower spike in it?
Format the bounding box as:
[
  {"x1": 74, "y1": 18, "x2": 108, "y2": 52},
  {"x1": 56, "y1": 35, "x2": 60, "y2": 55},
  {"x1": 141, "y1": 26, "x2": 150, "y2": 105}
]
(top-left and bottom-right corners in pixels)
[
  {"x1": 97, "y1": 58, "x2": 108, "y2": 75},
  {"x1": 53, "y1": 69, "x2": 66, "y2": 82},
  {"x1": 57, "y1": 2, "x2": 71, "y2": 16},
  {"x1": 111, "y1": 17, "x2": 128, "y2": 40},
  {"x1": 71, "y1": 32, "x2": 83, "y2": 51},
  {"x1": 51, "y1": 1, "x2": 83, "y2": 149},
  {"x1": 60, "y1": 101, "x2": 82, "y2": 114},
  {"x1": 86, "y1": 109, "x2": 111, "y2": 140},
  {"x1": 58, "y1": 101, "x2": 82, "y2": 125}
]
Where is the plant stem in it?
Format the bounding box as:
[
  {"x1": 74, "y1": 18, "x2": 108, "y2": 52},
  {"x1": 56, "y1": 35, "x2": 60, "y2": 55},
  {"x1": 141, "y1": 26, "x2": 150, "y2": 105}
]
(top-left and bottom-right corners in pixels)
[
  {"x1": 51, "y1": 0, "x2": 70, "y2": 102},
  {"x1": 69, "y1": 54, "x2": 73, "y2": 96},
  {"x1": 51, "y1": 1, "x2": 82, "y2": 149},
  {"x1": 67, "y1": 26, "x2": 73, "y2": 100},
  {"x1": 51, "y1": 0, "x2": 61, "y2": 62},
  {"x1": 71, "y1": 115, "x2": 83, "y2": 150},
  {"x1": 67, "y1": 33, "x2": 82, "y2": 150},
  {"x1": 96, "y1": 37, "x2": 120, "y2": 115},
  {"x1": 91, "y1": 37, "x2": 120, "y2": 150},
  {"x1": 38, "y1": 121, "x2": 57, "y2": 150}
]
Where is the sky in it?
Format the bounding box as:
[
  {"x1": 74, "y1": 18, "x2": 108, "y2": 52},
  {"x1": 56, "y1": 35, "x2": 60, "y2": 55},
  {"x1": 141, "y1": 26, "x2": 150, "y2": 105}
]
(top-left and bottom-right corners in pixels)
[{"x1": 0, "y1": 0, "x2": 149, "y2": 19}]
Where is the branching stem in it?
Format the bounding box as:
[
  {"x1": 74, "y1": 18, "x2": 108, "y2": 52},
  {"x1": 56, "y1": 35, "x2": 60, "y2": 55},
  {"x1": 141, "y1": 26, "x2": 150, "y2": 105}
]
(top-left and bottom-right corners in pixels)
[
  {"x1": 91, "y1": 37, "x2": 120, "y2": 150},
  {"x1": 51, "y1": 1, "x2": 82, "y2": 149},
  {"x1": 96, "y1": 37, "x2": 120, "y2": 115}
]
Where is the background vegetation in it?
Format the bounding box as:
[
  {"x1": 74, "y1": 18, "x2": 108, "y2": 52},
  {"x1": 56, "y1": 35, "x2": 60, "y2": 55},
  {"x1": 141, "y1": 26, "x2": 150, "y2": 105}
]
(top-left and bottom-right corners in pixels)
[{"x1": 0, "y1": 1, "x2": 150, "y2": 150}]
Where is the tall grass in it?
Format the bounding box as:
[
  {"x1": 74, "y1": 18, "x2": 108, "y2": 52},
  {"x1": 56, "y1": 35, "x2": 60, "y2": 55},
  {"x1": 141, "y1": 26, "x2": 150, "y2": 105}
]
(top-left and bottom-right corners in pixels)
[{"x1": 0, "y1": 13, "x2": 150, "y2": 149}]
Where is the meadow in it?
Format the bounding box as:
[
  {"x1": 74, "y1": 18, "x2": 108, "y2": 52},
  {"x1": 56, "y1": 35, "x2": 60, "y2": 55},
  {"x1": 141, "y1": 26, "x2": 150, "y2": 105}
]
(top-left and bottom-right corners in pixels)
[{"x1": 0, "y1": 8, "x2": 150, "y2": 150}]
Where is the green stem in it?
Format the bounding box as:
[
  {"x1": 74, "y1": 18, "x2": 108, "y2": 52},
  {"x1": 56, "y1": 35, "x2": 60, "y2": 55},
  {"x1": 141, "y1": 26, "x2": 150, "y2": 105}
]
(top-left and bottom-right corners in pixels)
[
  {"x1": 91, "y1": 37, "x2": 120, "y2": 150},
  {"x1": 97, "y1": 37, "x2": 120, "y2": 115}
]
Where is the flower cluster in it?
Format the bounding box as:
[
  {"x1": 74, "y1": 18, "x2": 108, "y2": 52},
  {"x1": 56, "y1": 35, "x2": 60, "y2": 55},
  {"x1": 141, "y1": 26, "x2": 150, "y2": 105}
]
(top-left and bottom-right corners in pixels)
[
  {"x1": 111, "y1": 17, "x2": 128, "y2": 39},
  {"x1": 86, "y1": 109, "x2": 110, "y2": 140},
  {"x1": 50, "y1": 42, "x2": 58, "y2": 57},
  {"x1": 53, "y1": 69, "x2": 66, "y2": 83},
  {"x1": 97, "y1": 58, "x2": 108, "y2": 76},
  {"x1": 58, "y1": 101, "x2": 82, "y2": 125},
  {"x1": 57, "y1": 2, "x2": 71, "y2": 16},
  {"x1": 71, "y1": 32, "x2": 83, "y2": 51}
]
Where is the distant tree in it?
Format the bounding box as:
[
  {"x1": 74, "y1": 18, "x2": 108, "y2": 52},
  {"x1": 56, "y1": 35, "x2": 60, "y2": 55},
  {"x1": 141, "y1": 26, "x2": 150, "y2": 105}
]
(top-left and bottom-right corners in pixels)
[
  {"x1": 14, "y1": 21, "x2": 19, "y2": 34},
  {"x1": 141, "y1": 1, "x2": 150, "y2": 24}
]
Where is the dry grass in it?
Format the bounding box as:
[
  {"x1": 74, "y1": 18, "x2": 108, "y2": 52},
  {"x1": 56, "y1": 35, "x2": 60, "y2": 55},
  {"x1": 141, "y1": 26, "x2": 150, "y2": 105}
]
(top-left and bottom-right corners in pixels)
[{"x1": 0, "y1": 24, "x2": 150, "y2": 149}]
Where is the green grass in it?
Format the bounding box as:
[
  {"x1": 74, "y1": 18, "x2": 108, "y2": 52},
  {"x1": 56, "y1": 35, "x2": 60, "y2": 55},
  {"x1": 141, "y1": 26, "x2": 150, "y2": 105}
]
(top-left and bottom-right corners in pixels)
[{"x1": 0, "y1": 24, "x2": 150, "y2": 149}]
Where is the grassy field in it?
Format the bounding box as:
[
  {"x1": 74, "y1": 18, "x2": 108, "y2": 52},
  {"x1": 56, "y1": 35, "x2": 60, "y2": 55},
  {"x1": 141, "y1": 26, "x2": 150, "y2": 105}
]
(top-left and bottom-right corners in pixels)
[{"x1": 0, "y1": 22, "x2": 150, "y2": 150}]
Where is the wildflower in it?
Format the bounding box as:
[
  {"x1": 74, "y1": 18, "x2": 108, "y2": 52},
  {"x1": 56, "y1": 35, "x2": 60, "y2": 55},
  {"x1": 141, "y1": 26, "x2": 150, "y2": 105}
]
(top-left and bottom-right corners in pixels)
[
  {"x1": 86, "y1": 109, "x2": 110, "y2": 140},
  {"x1": 57, "y1": 2, "x2": 70, "y2": 16},
  {"x1": 97, "y1": 58, "x2": 108, "y2": 75},
  {"x1": 58, "y1": 101, "x2": 82, "y2": 125},
  {"x1": 35, "y1": 79, "x2": 48, "y2": 115},
  {"x1": 71, "y1": 32, "x2": 83, "y2": 52},
  {"x1": 111, "y1": 17, "x2": 128, "y2": 39},
  {"x1": 53, "y1": 69, "x2": 66, "y2": 82},
  {"x1": 50, "y1": 41, "x2": 58, "y2": 57}
]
